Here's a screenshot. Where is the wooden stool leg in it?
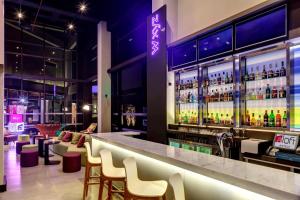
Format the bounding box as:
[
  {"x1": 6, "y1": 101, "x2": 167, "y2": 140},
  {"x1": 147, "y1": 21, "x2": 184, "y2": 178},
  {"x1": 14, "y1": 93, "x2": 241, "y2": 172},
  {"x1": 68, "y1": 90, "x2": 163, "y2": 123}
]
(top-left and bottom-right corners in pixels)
[
  {"x1": 108, "y1": 180, "x2": 113, "y2": 200},
  {"x1": 98, "y1": 178, "x2": 105, "y2": 200},
  {"x1": 83, "y1": 164, "x2": 89, "y2": 200},
  {"x1": 85, "y1": 165, "x2": 91, "y2": 197}
]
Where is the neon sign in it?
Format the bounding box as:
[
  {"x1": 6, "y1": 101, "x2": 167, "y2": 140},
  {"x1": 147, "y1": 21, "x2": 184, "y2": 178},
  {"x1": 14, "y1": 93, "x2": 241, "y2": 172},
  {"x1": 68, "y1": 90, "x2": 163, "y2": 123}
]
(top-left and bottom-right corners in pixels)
[{"x1": 151, "y1": 14, "x2": 161, "y2": 55}]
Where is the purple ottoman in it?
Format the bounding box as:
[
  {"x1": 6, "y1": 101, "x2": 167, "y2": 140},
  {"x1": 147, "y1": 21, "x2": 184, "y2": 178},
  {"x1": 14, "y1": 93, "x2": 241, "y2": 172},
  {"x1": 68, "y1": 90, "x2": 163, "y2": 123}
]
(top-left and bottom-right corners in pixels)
[
  {"x1": 63, "y1": 152, "x2": 81, "y2": 173},
  {"x1": 20, "y1": 150, "x2": 39, "y2": 167},
  {"x1": 16, "y1": 141, "x2": 30, "y2": 154}
]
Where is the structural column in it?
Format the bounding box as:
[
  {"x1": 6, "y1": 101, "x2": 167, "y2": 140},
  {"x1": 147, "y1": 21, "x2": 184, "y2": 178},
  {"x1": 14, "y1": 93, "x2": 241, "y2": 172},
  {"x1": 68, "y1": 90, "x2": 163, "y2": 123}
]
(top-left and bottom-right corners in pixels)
[
  {"x1": 97, "y1": 22, "x2": 111, "y2": 132},
  {"x1": 0, "y1": 0, "x2": 6, "y2": 192}
]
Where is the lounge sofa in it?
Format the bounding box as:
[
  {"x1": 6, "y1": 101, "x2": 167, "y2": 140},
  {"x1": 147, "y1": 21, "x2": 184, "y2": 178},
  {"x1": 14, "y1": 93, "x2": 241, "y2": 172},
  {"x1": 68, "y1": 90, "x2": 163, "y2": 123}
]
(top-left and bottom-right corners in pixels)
[{"x1": 51, "y1": 132, "x2": 91, "y2": 166}]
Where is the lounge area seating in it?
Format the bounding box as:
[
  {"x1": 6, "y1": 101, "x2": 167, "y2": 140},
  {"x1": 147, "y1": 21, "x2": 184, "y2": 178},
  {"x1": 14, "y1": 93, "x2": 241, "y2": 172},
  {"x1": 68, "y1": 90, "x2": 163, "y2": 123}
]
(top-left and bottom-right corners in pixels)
[
  {"x1": 4, "y1": 130, "x2": 17, "y2": 145},
  {"x1": 36, "y1": 124, "x2": 61, "y2": 137},
  {"x1": 51, "y1": 131, "x2": 91, "y2": 166}
]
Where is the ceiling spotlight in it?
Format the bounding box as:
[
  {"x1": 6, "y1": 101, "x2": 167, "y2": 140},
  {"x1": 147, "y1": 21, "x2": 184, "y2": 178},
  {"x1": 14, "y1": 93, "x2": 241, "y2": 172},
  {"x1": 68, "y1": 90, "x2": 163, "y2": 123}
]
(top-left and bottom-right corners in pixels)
[
  {"x1": 16, "y1": 46, "x2": 20, "y2": 50},
  {"x1": 17, "y1": 11, "x2": 24, "y2": 19},
  {"x1": 78, "y1": 2, "x2": 87, "y2": 13},
  {"x1": 67, "y1": 23, "x2": 74, "y2": 30},
  {"x1": 52, "y1": 51, "x2": 55, "y2": 55}
]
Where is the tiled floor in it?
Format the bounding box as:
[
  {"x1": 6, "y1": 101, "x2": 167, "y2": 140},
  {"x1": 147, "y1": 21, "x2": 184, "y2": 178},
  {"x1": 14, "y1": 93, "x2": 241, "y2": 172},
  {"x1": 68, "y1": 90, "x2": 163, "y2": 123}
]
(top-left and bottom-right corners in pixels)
[{"x1": 1, "y1": 144, "x2": 120, "y2": 200}]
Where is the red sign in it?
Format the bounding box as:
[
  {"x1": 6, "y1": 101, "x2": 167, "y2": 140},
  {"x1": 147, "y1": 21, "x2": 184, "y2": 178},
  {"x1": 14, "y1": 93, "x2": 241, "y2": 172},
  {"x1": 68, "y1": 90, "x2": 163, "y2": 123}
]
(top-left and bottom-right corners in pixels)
[{"x1": 9, "y1": 114, "x2": 23, "y2": 123}]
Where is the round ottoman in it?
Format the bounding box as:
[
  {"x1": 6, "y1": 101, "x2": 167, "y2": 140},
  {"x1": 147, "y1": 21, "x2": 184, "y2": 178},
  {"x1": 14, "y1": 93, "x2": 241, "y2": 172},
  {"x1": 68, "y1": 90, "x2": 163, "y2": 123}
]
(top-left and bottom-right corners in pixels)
[
  {"x1": 18, "y1": 134, "x2": 30, "y2": 142},
  {"x1": 22, "y1": 144, "x2": 38, "y2": 151},
  {"x1": 16, "y1": 141, "x2": 30, "y2": 154},
  {"x1": 20, "y1": 150, "x2": 39, "y2": 167},
  {"x1": 63, "y1": 152, "x2": 81, "y2": 173}
]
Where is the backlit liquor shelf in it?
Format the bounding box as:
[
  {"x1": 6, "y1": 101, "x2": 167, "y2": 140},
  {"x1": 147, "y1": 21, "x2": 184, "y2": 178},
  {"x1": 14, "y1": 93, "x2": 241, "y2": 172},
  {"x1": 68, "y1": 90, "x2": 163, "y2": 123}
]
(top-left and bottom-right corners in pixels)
[{"x1": 173, "y1": 47, "x2": 292, "y2": 132}]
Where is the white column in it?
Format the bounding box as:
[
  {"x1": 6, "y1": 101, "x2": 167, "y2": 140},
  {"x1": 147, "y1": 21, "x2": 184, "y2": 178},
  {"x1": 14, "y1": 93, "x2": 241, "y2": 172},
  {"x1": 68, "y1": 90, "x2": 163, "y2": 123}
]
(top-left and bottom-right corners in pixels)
[
  {"x1": 0, "y1": 0, "x2": 5, "y2": 187},
  {"x1": 97, "y1": 22, "x2": 111, "y2": 133},
  {"x1": 152, "y1": 0, "x2": 178, "y2": 125}
]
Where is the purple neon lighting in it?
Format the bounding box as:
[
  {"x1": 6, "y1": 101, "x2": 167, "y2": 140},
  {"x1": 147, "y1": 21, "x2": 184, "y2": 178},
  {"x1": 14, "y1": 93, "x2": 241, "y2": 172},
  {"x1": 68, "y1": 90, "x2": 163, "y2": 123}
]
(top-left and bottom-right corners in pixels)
[{"x1": 151, "y1": 14, "x2": 161, "y2": 55}]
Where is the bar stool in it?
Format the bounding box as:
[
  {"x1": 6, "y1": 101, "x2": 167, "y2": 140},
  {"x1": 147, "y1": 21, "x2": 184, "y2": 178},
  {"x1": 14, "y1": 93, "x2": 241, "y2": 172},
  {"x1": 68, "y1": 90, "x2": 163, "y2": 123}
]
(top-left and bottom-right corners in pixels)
[
  {"x1": 123, "y1": 157, "x2": 168, "y2": 200},
  {"x1": 169, "y1": 173, "x2": 185, "y2": 200},
  {"x1": 98, "y1": 149, "x2": 126, "y2": 200},
  {"x1": 83, "y1": 142, "x2": 101, "y2": 200}
]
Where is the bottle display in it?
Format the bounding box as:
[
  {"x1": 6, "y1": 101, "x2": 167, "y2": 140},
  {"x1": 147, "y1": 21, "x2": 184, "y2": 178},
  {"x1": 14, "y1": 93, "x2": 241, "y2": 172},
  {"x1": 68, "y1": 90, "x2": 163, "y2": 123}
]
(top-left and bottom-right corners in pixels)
[
  {"x1": 203, "y1": 62, "x2": 234, "y2": 126},
  {"x1": 242, "y1": 49, "x2": 287, "y2": 129},
  {"x1": 175, "y1": 70, "x2": 199, "y2": 124}
]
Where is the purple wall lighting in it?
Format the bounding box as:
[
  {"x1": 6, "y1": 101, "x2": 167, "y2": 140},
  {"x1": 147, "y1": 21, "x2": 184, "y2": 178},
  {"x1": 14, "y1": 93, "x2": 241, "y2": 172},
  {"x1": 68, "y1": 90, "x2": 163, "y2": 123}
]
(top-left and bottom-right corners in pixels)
[{"x1": 151, "y1": 14, "x2": 161, "y2": 55}]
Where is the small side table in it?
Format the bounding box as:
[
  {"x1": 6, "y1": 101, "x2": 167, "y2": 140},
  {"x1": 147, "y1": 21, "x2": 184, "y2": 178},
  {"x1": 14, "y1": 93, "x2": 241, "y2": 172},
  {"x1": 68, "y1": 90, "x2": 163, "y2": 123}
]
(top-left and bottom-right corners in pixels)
[
  {"x1": 32, "y1": 135, "x2": 44, "y2": 144},
  {"x1": 44, "y1": 140, "x2": 61, "y2": 165},
  {"x1": 38, "y1": 137, "x2": 52, "y2": 157}
]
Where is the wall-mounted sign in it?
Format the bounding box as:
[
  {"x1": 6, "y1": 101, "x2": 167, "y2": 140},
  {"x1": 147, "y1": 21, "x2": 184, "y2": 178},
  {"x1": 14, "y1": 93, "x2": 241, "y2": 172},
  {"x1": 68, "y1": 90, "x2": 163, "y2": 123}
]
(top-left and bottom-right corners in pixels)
[
  {"x1": 151, "y1": 13, "x2": 161, "y2": 55},
  {"x1": 148, "y1": 6, "x2": 166, "y2": 57},
  {"x1": 8, "y1": 122, "x2": 24, "y2": 132},
  {"x1": 273, "y1": 133, "x2": 299, "y2": 151},
  {"x1": 9, "y1": 114, "x2": 23, "y2": 123}
]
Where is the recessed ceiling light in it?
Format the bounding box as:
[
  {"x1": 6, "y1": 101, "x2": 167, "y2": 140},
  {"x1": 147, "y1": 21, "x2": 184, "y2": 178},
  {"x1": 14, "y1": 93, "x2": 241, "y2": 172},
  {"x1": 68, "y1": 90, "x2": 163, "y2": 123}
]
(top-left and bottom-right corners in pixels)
[
  {"x1": 16, "y1": 46, "x2": 20, "y2": 50},
  {"x1": 52, "y1": 51, "x2": 55, "y2": 55},
  {"x1": 78, "y1": 2, "x2": 88, "y2": 13},
  {"x1": 67, "y1": 23, "x2": 75, "y2": 30}
]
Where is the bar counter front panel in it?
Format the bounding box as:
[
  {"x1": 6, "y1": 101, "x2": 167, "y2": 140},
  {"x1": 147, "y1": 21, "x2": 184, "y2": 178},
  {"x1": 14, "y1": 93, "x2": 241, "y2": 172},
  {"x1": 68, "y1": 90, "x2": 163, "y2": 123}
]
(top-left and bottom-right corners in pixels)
[{"x1": 92, "y1": 133, "x2": 300, "y2": 200}]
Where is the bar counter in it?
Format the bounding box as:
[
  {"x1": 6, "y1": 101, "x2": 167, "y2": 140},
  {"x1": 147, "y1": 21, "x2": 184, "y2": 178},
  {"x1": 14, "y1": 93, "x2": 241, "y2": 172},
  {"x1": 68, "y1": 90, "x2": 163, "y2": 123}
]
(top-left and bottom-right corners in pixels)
[{"x1": 91, "y1": 132, "x2": 300, "y2": 200}]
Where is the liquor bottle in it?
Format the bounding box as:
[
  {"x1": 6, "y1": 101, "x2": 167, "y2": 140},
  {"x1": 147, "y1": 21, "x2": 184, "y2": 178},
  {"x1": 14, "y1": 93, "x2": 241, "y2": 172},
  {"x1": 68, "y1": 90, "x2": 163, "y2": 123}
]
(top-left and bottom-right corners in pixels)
[
  {"x1": 244, "y1": 70, "x2": 249, "y2": 82},
  {"x1": 249, "y1": 67, "x2": 255, "y2": 81},
  {"x1": 257, "y1": 115, "x2": 262, "y2": 127},
  {"x1": 257, "y1": 88, "x2": 263, "y2": 100},
  {"x1": 262, "y1": 65, "x2": 267, "y2": 79},
  {"x1": 211, "y1": 74, "x2": 214, "y2": 85},
  {"x1": 217, "y1": 73, "x2": 222, "y2": 85},
  {"x1": 214, "y1": 74, "x2": 217, "y2": 85},
  {"x1": 222, "y1": 72, "x2": 226, "y2": 85},
  {"x1": 276, "y1": 110, "x2": 281, "y2": 127},
  {"x1": 282, "y1": 111, "x2": 287, "y2": 128},
  {"x1": 215, "y1": 89, "x2": 219, "y2": 102},
  {"x1": 211, "y1": 113, "x2": 215, "y2": 124},
  {"x1": 282, "y1": 87, "x2": 286, "y2": 98},
  {"x1": 228, "y1": 87, "x2": 233, "y2": 101},
  {"x1": 266, "y1": 84, "x2": 271, "y2": 99},
  {"x1": 220, "y1": 88, "x2": 224, "y2": 102},
  {"x1": 231, "y1": 115, "x2": 234, "y2": 125},
  {"x1": 215, "y1": 113, "x2": 220, "y2": 124},
  {"x1": 225, "y1": 114, "x2": 230, "y2": 125},
  {"x1": 246, "y1": 110, "x2": 251, "y2": 126},
  {"x1": 230, "y1": 72, "x2": 233, "y2": 83},
  {"x1": 191, "y1": 92, "x2": 195, "y2": 103},
  {"x1": 269, "y1": 110, "x2": 275, "y2": 127},
  {"x1": 250, "y1": 113, "x2": 256, "y2": 126},
  {"x1": 224, "y1": 88, "x2": 228, "y2": 101},
  {"x1": 280, "y1": 61, "x2": 286, "y2": 77},
  {"x1": 255, "y1": 66, "x2": 261, "y2": 80},
  {"x1": 184, "y1": 111, "x2": 188, "y2": 124},
  {"x1": 220, "y1": 114, "x2": 224, "y2": 125},
  {"x1": 272, "y1": 86, "x2": 277, "y2": 99},
  {"x1": 225, "y1": 72, "x2": 229, "y2": 84},
  {"x1": 274, "y1": 63, "x2": 280, "y2": 77},
  {"x1": 193, "y1": 77, "x2": 198, "y2": 88},
  {"x1": 263, "y1": 110, "x2": 268, "y2": 127},
  {"x1": 268, "y1": 64, "x2": 273, "y2": 78},
  {"x1": 180, "y1": 80, "x2": 184, "y2": 90},
  {"x1": 187, "y1": 92, "x2": 191, "y2": 103}
]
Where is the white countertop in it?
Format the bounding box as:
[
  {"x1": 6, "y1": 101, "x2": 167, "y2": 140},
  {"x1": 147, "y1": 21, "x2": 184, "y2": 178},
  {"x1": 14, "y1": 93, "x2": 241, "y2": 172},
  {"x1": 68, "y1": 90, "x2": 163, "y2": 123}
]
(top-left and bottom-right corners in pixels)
[{"x1": 92, "y1": 132, "x2": 300, "y2": 200}]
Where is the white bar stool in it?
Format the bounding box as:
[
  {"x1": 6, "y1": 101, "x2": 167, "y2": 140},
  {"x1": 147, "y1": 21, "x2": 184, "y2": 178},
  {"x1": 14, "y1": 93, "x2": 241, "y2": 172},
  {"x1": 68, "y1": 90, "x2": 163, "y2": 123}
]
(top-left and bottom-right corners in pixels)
[
  {"x1": 83, "y1": 142, "x2": 102, "y2": 200},
  {"x1": 169, "y1": 173, "x2": 185, "y2": 200},
  {"x1": 98, "y1": 149, "x2": 126, "y2": 200},
  {"x1": 123, "y1": 157, "x2": 168, "y2": 200}
]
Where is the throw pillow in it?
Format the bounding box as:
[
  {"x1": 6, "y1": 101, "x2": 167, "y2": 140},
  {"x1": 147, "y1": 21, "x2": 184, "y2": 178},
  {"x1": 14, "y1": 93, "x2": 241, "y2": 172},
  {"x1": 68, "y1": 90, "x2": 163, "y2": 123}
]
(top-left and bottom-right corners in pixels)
[
  {"x1": 77, "y1": 135, "x2": 85, "y2": 148},
  {"x1": 58, "y1": 131, "x2": 67, "y2": 140},
  {"x1": 84, "y1": 134, "x2": 92, "y2": 143},
  {"x1": 62, "y1": 132, "x2": 72, "y2": 142},
  {"x1": 71, "y1": 133, "x2": 82, "y2": 144}
]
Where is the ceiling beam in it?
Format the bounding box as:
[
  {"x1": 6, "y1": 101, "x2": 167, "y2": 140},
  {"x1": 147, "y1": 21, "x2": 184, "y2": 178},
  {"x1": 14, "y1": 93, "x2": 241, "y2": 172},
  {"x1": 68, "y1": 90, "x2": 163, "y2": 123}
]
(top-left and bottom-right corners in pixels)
[{"x1": 5, "y1": 0, "x2": 99, "y2": 23}]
